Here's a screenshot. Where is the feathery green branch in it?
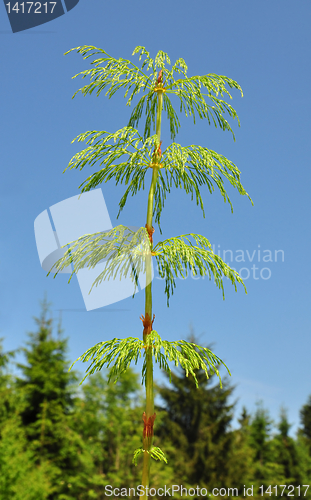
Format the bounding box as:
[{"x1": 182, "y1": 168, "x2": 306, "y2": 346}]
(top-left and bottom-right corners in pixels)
[
  {"x1": 65, "y1": 45, "x2": 243, "y2": 141},
  {"x1": 63, "y1": 126, "x2": 252, "y2": 233},
  {"x1": 68, "y1": 331, "x2": 230, "y2": 389},
  {"x1": 46, "y1": 225, "x2": 151, "y2": 296},
  {"x1": 133, "y1": 446, "x2": 168, "y2": 466},
  {"x1": 153, "y1": 233, "x2": 247, "y2": 305}
]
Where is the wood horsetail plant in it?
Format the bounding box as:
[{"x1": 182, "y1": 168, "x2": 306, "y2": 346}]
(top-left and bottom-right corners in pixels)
[{"x1": 48, "y1": 45, "x2": 253, "y2": 496}]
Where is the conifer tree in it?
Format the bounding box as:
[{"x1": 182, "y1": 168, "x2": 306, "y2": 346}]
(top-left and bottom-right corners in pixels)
[
  {"x1": 15, "y1": 295, "x2": 77, "y2": 452},
  {"x1": 0, "y1": 338, "x2": 18, "y2": 423},
  {"x1": 238, "y1": 406, "x2": 251, "y2": 430},
  {"x1": 65, "y1": 369, "x2": 145, "y2": 498},
  {"x1": 248, "y1": 401, "x2": 285, "y2": 497},
  {"x1": 296, "y1": 395, "x2": 311, "y2": 495},
  {"x1": 0, "y1": 415, "x2": 53, "y2": 500},
  {"x1": 300, "y1": 395, "x2": 311, "y2": 446},
  {"x1": 49, "y1": 44, "x2": 253, "y2": 496},
  {"x1": 296, "y1": 422, "x2": 311, "y2": 499},
  {"x1": 14, "y1": 294, "x2": 92, "y2": 499},
  {"x1": 249, "y1": 402, "x2": 273, "y2": 469},
  {"x1": 0, "y1": 339, "x2": 54, "y2": 500},
  {"x1": 226, "y1": 407, "x2": 255, "y2": 492},
  {"x1": 155, "y1": 332, "x2": 236, "y2": 493},
  {"x1": 84, "y1": 369, "x2": 144, "y2": 490},
  {"x1": 271, "y1": 407, "x2": 302, "y2": 487}
]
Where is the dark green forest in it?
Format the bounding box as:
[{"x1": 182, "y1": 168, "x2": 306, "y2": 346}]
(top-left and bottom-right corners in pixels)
[{"x1": 0, "y1": 297, "x2": 310, "y2": 499}]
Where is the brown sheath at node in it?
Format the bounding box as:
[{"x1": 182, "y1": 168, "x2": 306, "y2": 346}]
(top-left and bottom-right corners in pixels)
[
  {"x1": 140, "y1": 312, "x2": 155, "y2": 336},
  {"x1": 145, "y1": 224, "x2": 155, "y2": 245},
  {"x1": 142, "y1": 412, "x2": 156, "y2": 438},
  {"x1": 153, "y1": 140, "x2": 162, "y2": 158}
]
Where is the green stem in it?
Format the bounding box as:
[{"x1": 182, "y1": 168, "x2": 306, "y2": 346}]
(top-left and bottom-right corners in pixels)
[{"x1": 141, "y1": 86, "x2": 163, "y2": 498}]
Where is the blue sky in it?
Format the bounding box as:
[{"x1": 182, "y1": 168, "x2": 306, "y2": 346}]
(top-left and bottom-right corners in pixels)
[{"x1": 1, "y1": 1, "x2": 310, "y2": 437}]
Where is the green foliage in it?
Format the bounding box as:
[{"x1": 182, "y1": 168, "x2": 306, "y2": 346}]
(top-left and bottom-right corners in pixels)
[
  {"x1": 47, "y1": 224, "x2": 150, "y2": 297},
  {"x1": 295, "y1": 434, "x2": 311, "y2": 494},
  {"x1": 87, "y1": 370, "x2": 144, "y2": 492},
  {"x1": 300, "y1": 394, "x2": 311, "y2": 442},
  {"x1": 64, "y1": 127, "x2": 159, "y2": 217},
  {"x1": 157, "y1": 141, "x2": 253, "y2": 221},
  {"x1": 15, "y1": 295, "x2": 78, "y2": 437},
  {"x1": 227, "y1": 405, "x2": 311, "y2": 500},
  {"x1": 0, "y1": 415, "x2": 55, "y2": 500},
  {"x1": 48, "y1": 45, "x2": 253, "y2": 327},
  {"x1": 249, "y1": 401, "x2": 274, "y2": 465},
  {"x1": 48, "y1": 225, "x2": 247, "y2": 306},
  {"x1": 68, "y1": 330, "x2": 230, "y2": 389},
  {"x1": 143, "y1": 331, "x2": 230, "y2": 388},
  {"x1": 69, "y1": 336, "x2": 145, "y2": 385},
  {"x1": 153, "y1": 233, "x2": 247, "y2": 305},
  {"x1": 227, "y1": 408, "x2": 255, "y2": 491},
  {"x1": 155, "y1": 331, "x2": 236, "y2": 492},
  {"x1": 61, "y1": 126, "x2": 252, "y2": 234},
  {"x1": 132, "y1": 446, "x2": 167, "y2": 466},
  {"x1": 0, "y1": 340, "x2": 21, "y2": 424},
  {"x1": 271, "y1": 408, "x2": 304, "y2": 486},
  {"x1": 246, "y1": 401, "x2": 288, "y2": 497},
  {"x1": 1, "y1": 316, "x2": 311, "y2": 498},
  {"x1": 0, "y1": 338, "x2": 17, "y2": 373},
  {"x1": 0, "y1": 339, "x2": 55, "y2": 500},
  {"x1": 14, "y1": 295, "x2": 108, "y2": 500},
  {"x1": 65, "y1": 45, "x2": 243, "y2": 141},
  {"x1": 51, "y1": 44, "x2": 255, "y2": 494}
]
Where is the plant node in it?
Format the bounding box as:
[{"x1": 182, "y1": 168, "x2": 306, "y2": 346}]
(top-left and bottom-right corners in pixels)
[
  {"x1": 145, "y1": 224, "x2": 155, "y2": 244},
  {"x1": 142, "y1": 412, "x2": 156, "y2": 438},
  {"x1": 140, "y1": 313, "x2": 155, "y2": 335}
]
